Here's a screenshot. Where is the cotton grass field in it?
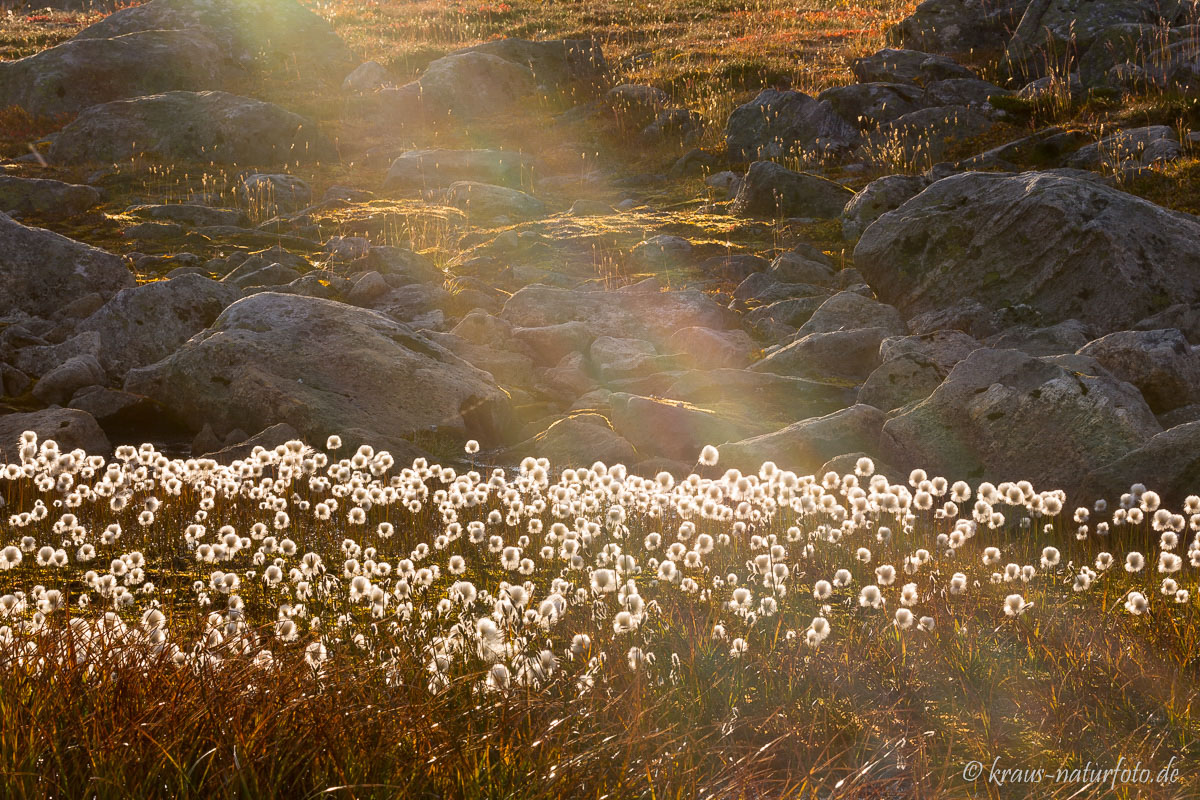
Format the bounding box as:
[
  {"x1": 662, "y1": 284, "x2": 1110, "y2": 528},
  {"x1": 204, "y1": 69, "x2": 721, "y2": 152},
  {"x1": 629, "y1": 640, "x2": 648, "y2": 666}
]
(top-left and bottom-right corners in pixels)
[{"x1": 0, "y1": 432, "x2": 1198, "y2": 798}]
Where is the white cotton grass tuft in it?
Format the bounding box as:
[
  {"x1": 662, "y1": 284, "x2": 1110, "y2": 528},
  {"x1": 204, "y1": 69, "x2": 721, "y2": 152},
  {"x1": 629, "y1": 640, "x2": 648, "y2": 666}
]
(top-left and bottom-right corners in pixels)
[
  {"x1": 806, "y1": 616, "x2": 831, "y2": 648},
  {"x1": 1125, "y1": 591, "x2": 1149, "y2": 616},
  {"x1": 1040, "y1": 547, "x2": 1060, "y2": 569},
  {"x1": 858, "y1": 585, "x2": 884, "y2": 609},
  {"x1": 1003, "y1": 594, "x2": 1029, "y2": 617},
  {"x1": 0, "y1": 430, "x2": 1196, "y2": 711}
]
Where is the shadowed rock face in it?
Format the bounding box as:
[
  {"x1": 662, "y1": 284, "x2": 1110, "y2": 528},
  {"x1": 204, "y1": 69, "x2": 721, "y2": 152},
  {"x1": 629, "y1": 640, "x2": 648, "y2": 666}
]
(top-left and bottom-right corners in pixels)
[
  {"x1": 0, "y1": 176, "x2": 100, "y2": 218},
  {"x1": 0, "y1": 409, "x2": 111, "y2": 461},
  {"x1": 0, "y1": 30, "x2": 226, "y2": 117},
  {"x1": 0, "y1": 212, "x2": 133, "y2": 319},
  {"x1": 889, "y1": 0, "x2": 1033, "y2": 54},
  {"x1": 841, "y1": 175, "x2": 929, "y2": 240},
  {"x1": 1084, "y1": 421, "x2": 1200, "y2": 506},
  {"x1": 123, "y1": 293, "x2": 512, "y2": 459},
  {"x1": 1005, "y1": 0, "x2": 1190, "y2": 80},
  {"x1": 880, "y1": 349, "x2": 1162, "y2": 490},
  {"x1": 854, "y1": 171, "x2": 1200, "y2": 335},
  {"x1": 730, "y1": 161, "x2": 855, "y2": 218},
  {"x1": 1077, "y1": 328, "x2": 1200, "y2": 414},
  {"x1": 851, "y1": 48, "x2": 978, "y2": 85},
  {"x1": 48, "y1": 91, "x2": 333, "y2": 165},
  {"x1": 725, "y1": 89, "x2": 859, "y2": 161},
  {"x1": 77, "y1": 274, "x2": 243, "y2": 381}
]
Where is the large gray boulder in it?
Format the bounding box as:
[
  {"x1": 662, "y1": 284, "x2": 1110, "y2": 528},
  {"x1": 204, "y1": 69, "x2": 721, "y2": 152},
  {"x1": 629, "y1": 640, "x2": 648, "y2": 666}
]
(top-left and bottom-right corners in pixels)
[
  {"x1": 817, "y1": 82, "x2": 926, "y2": 128},
  {"x1": 72, "y1": 0, "x2": 355, "y2": 82},
  {"x1": 730, "y1": 161, "x2": 855, "y2": 218},
  {"x1": 606, "y1": 84, "x2": 670, "y2": 125},
  {"x1": 634, "y1": 236, "x2": 701, "y2": 271},
  {"x1": 922, "y1": 78, "x2": 1011, "y2": 107},
  {"x1": 863, "y1": 105, "x2": 995, "y2": 166},
  {"x1": 123, "y1": 293, "x2": 511, "y2": 456},
  {"x1": 8, "y1": 332, "x2": 103, "y2": 380},
  {"x1": 890, "y1": 0, "x2": 1032, "y2": 54},
  {"x1": 732, "y1": 272, "x2": 830, "y2": 310},
  {"x1": 1075, "y1": 23, "x2": 1200, "y2": 89},
  {"x1": 986, "y1": 319, "x2": 1095, "y2": 356},
  {"x1": 858, "y1": 330, "x2": 982, "y2": 411},
  {"x1": 725, "y1": 89, "x2": 859, "y2": 161},
  {"x1": 126, "y1": 203, "x2": 248, "y2": 228},
  {"x1": 1063, "y1": 125, "x2": 1182, "y2": 171},
  {"x1": 504, "y1": 413, "x2": 637, "y2": 468},
  {"x1": 343, "y1": 61, "x2": 392, "y2": 93},
  {"x1": 0, "y1": 176, "x2": 100, "y2": 219},
  {"x1": 49, "y1": 91, "x2": 333, "y2": 166},
  {"x1": 1077, "y1": 328, "x2": 1200, "y2": 414},
  {"x1": 421, "y1": 52, "x2": 537, "y2": 116},
  {"x1": 1005, "y1": 0, "x2": 1189, "y2": 80},
  {"x1": 857, "y1": 353, "x2": 948, "y2": 412},
  {"x1": 239, "y1": 173, "x2": 312, "y2": 213},
  {"x1": 751, "y1": 327, "x2": 892, "y2": 383},
  {"x1": 588, "y1": 336, "x2": 662, "y2": 380},
  {"x1": 1083, "y1": 421, "x2": 1200, "y2": 505},
  {"x1": 748, "y1": 292, "x2": 906, "y2": 382},
  {"x1": 880, "y1": 348, "x2": 1161, "y2": 488},
  {"x1": 768, "y1": 249, "x2": 837, "y2": 285},
  {"x1": 31, "y1": 355, "x2": 105, "y2": 406},
  {"x1": 851, "y1": 48, "x2": 978, "y2": 85},
  {"x1": 841, "y1": 174, "x2": 929, "y2": 240},
  {"x1": 0, "y1": 30, "x2": 225, "y2": 117},
  {"x1": 666, "y1": 327, "x2": 755, "y2": 370},
  {"x1": 447, "y1": 182, "x2": 545, "y2": 222},
  {"x1": 78, "y1": 274, "x2": 242, "y2": 380},
  {"x1": 794, "y1": 291, "x2": 907, "y2": 337},
  {"x1": 952, "y1": 126, "x2": 1091, "y2": 172},
  {"x1": 452, "y1": 38, "x2": 606, "y2": 88},
  {"x1": 854, "y1": 171, "x2": 1200, "y2": 335},
  {"x1": 718, "y1": 404, "x2": 887, "y2": 474},
  {"x1": 0, "y1": 213, "x2": 133, "y2": 319},
  {"x1": 880, "y1": 330, "x2": 983, "y2": 366},
  {"x1": 423, "y1": 330, "x2": 537, "y2": 393},
  {"x1": 1135, "y1": 304, "x2": 1200, "y2": 344},
  {"x1": 382, "y1": 52, "x2": 537, "y2": 121},
  {"x1": 0, "y1": 408, "x2": 110, "y2": 461}
]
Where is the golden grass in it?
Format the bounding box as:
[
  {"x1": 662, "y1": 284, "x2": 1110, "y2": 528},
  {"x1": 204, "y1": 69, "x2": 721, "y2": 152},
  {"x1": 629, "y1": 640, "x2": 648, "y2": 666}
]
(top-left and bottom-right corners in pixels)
[{"x1": 0, "y1": 445, "x2": 1198, "y2": 799}]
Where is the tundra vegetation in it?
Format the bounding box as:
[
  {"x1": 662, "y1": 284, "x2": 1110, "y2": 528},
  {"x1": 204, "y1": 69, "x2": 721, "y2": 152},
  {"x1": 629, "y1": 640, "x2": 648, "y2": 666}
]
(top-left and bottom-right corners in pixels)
[{"x1": 1, "y1": 0, "x2": 1200, "y2": 796}]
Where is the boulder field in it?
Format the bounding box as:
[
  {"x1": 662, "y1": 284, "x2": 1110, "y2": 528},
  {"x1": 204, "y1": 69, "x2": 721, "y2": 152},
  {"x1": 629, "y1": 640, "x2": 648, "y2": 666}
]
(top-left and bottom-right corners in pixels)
[{"x1": 1, "y1": 0, "x2": 1198, "y2": 507}]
